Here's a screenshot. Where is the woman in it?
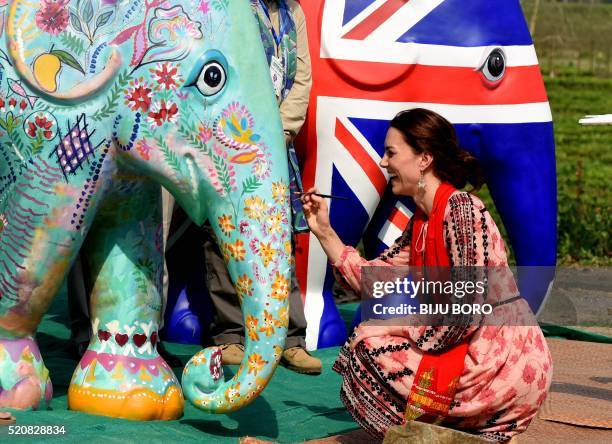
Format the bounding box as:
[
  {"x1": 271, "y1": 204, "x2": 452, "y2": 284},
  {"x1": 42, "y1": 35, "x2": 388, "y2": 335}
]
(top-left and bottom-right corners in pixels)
[{"x1": 301, "y1": 109, "x2": 552, "y2": 441}]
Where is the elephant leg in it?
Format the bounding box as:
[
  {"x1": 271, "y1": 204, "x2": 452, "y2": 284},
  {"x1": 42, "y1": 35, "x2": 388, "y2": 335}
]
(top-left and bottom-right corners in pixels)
[
  {"x1": 0, "y1": 336, "x2": 52, "y2": 409},
  {"x1": 66, "y1": 178, "x2": 183, "y2": 420}
]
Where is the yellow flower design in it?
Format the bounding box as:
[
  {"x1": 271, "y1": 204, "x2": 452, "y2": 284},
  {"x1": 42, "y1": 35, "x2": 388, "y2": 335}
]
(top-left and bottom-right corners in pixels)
[
  {"x1": 191, "y1": 352, "x2": 207, "y2": 366},
  {"x1": 273, "y1": 345, "x2": 283, "y2": 362},
  {"x1": 272, "y1": 181, "x2": 288, "y2": 205},
  {"x1": 278, "y1": 306, "x2": 289, "y2": 328},
  {"x1": 228, "y1": 239, "x2": 246, "y2": 261},
  {"x1": 259, "y1": 241, "x2": 276, "y2": 267},
  {"x1": 217, "y1": 214, "x2": 235, "y2": 236},
  {"x1": 244, "y1": 196, "x2": 268, "y2": 221},
  {"x1": 221, "y1": 242, "x2": 231, "y2": 262},
  {"x1": 258, "y1": 310, "x2": 280, "y2": 337},
  {"x1": 247, "y1": 353, "x2": 267, "y2": 376},
  {"x1": 270, "y1": 271, "x2": 289, "y2": 301},
  {"x1": 267, "y1": 211, "x2": 283, "y2": 235},
  {"x1": 246, "y1": 315, "x2": 260, "y2": 341},
  {"x1": 224, "y1": 382, "x2": 241, "y2": 403},
  {"x1": 235, "y1": 274, "x2": 253, "y2": 302}
]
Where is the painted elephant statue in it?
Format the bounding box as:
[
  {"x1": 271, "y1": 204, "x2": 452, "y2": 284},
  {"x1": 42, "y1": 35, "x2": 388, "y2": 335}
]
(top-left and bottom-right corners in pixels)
[
  {"x1": 293, "y1": 0, "x2": 557, "y2": 349},
  {"x1": 0, "y1": 0, "x2": 291, "y2": 419}
]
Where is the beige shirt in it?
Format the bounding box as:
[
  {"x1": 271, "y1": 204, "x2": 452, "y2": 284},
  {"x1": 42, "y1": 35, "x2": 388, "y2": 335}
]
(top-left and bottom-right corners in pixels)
[{"x1": 265, "y1": 0, "x2": 312, "y2": 141}]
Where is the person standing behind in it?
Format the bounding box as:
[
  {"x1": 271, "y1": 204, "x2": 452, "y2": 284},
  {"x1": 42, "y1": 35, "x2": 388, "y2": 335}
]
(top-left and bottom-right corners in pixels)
[{"x1": 200, "y1": 0, "x2": 321, "y2": 373}]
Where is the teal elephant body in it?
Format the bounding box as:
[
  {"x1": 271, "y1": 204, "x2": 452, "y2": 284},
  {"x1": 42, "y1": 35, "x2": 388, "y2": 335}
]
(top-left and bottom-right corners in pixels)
[{"x1": 0, "y1": 0, "x2": 291, "y2": 418}]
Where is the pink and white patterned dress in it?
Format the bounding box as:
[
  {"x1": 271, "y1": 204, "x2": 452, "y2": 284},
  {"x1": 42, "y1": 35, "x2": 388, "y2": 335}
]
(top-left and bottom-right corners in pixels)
[{"x1": 332, "y1": 192, "x2": 553, "y2": 441}]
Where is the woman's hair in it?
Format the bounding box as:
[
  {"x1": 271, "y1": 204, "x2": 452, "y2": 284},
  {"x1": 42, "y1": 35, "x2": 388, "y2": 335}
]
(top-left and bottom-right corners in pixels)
[{"x1": 389, "y1": 108, "x2": 485, "y2": 191}]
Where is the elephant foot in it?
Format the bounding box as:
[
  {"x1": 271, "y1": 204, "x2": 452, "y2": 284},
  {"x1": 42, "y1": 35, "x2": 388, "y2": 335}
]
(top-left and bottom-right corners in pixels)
[
  {"x1": 0, "y1": 337, "x2": 52, "y2": 409},
  {"x1": 68, "y1": 348, "x2": 183, "y2": 420}
]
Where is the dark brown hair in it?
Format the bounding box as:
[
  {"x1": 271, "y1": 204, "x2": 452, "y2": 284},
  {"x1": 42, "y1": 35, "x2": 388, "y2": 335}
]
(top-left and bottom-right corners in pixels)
[{"x1": 389, "y1": 108, "x2": 484, "y2": 191}]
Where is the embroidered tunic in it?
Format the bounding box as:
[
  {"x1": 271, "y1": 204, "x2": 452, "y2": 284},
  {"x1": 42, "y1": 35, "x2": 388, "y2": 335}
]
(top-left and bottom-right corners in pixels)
[{"x1": 332, "y1": 192, "x2": 553, "y2": 441}]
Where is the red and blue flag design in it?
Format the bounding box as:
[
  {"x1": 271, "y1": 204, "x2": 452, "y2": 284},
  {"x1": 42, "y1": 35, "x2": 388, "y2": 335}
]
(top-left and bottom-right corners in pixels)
[{"x1": 294, "y1": 0, "x2": 557, "y2": 349}]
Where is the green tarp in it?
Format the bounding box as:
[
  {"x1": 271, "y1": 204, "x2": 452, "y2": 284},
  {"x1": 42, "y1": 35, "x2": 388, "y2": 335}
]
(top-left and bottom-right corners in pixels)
[
  {"x1": 4, "y1": 298, "x2": 609, "y2": 443},
  {"x1": 3, "y1": 293, "x2": 359, "y2": 443}
]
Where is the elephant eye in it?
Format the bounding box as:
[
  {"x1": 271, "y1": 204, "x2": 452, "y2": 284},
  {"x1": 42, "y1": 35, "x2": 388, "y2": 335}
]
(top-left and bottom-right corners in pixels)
[
  {"x1": 195, "y1": 61, "x2": 226, "y2": 96},
  {"x1": 481, "y1": 49, "x2": 506, "y2": 82}
]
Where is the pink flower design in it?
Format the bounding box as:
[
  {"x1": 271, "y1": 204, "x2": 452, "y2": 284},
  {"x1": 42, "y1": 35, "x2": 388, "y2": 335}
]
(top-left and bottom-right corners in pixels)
[
  {"x1": 199, "y1": 125, "x2": 213, "y2": 143},
  {"x1": 198, "y1": 0, "x2": 210, "y2": 14},
  {"x1": 534, "y1": 333, "x2": 545, "y2": 352},
  {"x1": 497, "y1": 364, "x2": 511, "y2": 380},
  {"x1": 522, "y1": 363, "x2": 536, "y2": 384},
  {"x1": 481, "y1": 326, "x2": 497, "y2": 341},
  {"x1": 239, "y1": 221, "x2": 250, "y2": 235},
  {"x1": 536, "y1": 372, "x2": 548, "y2": 390},
  {"x1": 494, "y1": 333, "x2": 507, "y2": 349},
  {"x1": 35, "y1": 0, "x2": 70, "y2": 35},
  {"x1": 135, "y1": 139, "x2": 153, "y2": 160},
  {"x1": 249, "y1": 238, "x2": 260, "y2": 254},
  {"x1": 502, "y1": 387, "x2": 517, "y2": 404},
  {"x1": 536, "y1": 391, "x2": 548, "y2": 406}
]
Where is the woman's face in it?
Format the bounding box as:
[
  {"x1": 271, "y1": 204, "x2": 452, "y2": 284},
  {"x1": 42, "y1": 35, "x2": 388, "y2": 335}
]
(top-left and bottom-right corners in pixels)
[{"x1": 380, "y1": 127, "x2": 423, "y2": 197}]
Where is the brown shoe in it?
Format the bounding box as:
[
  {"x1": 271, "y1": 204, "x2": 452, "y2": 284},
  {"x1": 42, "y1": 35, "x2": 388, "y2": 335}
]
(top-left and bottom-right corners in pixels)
[
  {"x1": 280, "y1": 347, "x2": 322, "y2": 375},
  {"x1": 220, "y1": 343, "x2": 244, "y2": 365},
  {"x1": 0, "y1": 411, "x2": 16, "y2": 425}
]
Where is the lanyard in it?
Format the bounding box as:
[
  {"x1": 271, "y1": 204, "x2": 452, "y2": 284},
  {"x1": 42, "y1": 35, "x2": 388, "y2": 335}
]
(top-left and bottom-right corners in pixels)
[{"x1": 258, "y1": 0, "x2": 288, "y2": 48}]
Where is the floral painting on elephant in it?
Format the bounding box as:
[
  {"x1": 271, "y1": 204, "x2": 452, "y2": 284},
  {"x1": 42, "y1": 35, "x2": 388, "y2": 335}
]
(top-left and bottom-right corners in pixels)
[{"x1": 0, "y1": 0, "x2": 291, "y2": 419}]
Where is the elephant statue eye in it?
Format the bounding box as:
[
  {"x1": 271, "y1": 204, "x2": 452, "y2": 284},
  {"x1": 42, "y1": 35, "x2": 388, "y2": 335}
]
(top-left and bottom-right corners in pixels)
[
  {"x1": 195, "y1": 61, "x2": 227, "y2": 96},
  {"x1": 481, "y1": 49, "x2": 506, "y2": 82}
]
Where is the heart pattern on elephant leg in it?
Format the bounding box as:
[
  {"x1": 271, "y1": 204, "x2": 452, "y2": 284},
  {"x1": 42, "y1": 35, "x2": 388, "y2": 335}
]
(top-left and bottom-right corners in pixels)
[
  {"x1": 115, "y1": 333, "x2": 128, "y2": 347},
  {"x1": 133, "y1": 334, "x2": 147, "y2": 347}
]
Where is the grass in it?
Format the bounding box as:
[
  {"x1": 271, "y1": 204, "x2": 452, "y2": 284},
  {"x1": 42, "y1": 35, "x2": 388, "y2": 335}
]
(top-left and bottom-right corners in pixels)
[
  {"x1": 476, "y1": 69, "x2": 612, "y2": 266},
  {"x1": 467, "y1": 2, "x2": 612, "y2": 265},
  {"x1": 545, "y1": 70, "x2": 612, "y2": 264}
]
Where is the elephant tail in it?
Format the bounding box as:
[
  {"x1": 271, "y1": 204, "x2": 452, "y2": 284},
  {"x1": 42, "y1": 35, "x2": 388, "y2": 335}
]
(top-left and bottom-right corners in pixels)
[{"x1": 7, "y1": 0, "x2": 122, "y2": 104}]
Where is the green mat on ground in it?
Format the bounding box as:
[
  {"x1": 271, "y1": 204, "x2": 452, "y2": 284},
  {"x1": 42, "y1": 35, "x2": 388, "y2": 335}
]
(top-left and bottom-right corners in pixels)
[
  {"x1": 4, "y1": 293, "x2": 359, "y2": 443},
  {"x1": 7, "y1": 298, "x2": 610, "y2": 443}
]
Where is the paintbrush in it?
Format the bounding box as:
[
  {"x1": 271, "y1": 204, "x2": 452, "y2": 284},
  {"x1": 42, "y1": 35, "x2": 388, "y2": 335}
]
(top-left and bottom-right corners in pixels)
[{"x1": 293, "y1": 191, "x2": 349, "y2": 200}]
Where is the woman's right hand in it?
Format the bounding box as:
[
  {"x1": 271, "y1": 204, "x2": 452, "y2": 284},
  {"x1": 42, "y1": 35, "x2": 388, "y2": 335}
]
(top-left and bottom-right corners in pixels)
[{"x1": 301, "y1": 187, "x2": 331, "y2": 238}]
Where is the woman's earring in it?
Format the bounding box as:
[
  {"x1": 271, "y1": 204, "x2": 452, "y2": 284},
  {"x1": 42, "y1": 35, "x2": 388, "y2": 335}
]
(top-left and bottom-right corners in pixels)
[{"x1": 417, "y1": 170, "x2": 425, "y2": 192}]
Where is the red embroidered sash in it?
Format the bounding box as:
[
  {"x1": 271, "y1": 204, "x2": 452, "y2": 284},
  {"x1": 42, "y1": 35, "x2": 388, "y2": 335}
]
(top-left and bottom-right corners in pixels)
[{"x1": 405, "y1": 182, "x2": 469, "y2": 424}]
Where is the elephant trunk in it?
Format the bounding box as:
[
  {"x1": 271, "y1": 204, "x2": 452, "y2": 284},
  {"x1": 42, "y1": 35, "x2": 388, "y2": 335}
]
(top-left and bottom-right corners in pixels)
[
  {"x1": 182, "y1": 213, "x2": 290, "y2": 413},
  {"x1": 7, "y1": 0, "x2": 121, "y2": 103},
  {"x1": 181, "y1": 287, "x2": 288, "y2": 412}
]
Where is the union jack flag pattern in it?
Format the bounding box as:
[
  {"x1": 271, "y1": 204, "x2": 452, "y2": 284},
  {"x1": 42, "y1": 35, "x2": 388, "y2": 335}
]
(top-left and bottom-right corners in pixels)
[{"x1": 294, "y1": 0, "x2": 557, "y2": 349}]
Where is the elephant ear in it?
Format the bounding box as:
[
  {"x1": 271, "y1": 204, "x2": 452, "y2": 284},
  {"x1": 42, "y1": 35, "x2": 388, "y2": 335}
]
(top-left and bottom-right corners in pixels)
[{"x1": 6, "y1": 0, "x2": 122, "y2": 104}]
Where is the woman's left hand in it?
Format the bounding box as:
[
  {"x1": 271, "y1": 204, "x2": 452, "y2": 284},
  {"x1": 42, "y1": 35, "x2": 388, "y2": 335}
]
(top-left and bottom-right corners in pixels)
[{"x1": 350, "y1": 322, "x2": 408, "y2": 349}]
